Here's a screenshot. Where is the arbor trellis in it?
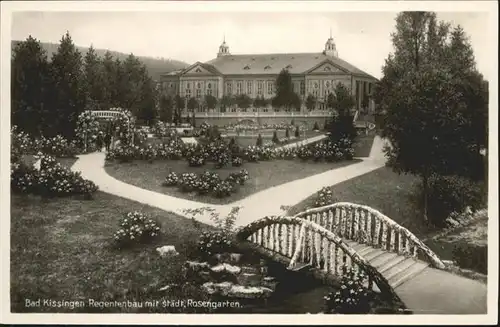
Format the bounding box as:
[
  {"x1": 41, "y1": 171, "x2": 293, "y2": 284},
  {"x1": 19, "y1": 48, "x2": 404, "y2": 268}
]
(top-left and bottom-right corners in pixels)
[{"x1": 78, "y1": 108, "x2": 135, "y2": 151}]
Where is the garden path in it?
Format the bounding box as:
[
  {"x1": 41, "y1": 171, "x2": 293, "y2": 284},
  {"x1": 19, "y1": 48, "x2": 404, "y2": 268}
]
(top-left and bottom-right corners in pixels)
[{"x1": 71, "y1": 136, "x2": 387, "y2": 226}]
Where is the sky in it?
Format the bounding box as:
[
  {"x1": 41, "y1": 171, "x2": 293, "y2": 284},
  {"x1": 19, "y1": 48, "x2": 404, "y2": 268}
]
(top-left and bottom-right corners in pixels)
[{"x1": 11, "y1": 10, "x2": 493, "y2": 80}]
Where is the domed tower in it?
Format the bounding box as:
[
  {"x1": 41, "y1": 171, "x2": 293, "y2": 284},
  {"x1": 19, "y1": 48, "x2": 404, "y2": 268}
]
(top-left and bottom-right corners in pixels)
[
  {"x1": 217, "y1": 35, "x2": 230, "y2": 57},
  {"x1": 324, "y1": 29, "x2": 338, "y2": 57}
]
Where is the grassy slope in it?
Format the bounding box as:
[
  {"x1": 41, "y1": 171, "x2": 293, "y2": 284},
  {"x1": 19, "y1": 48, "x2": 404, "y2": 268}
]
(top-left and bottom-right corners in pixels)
[
  {"x1": 10, "y1": 192, "x2": 211, "y2": 313},
  {"x1": 105, "y1": 159, "x2": 359, "y2": 205},
  {"x1": 287, "y1": 167, "x2": 429, "y2": 237}
]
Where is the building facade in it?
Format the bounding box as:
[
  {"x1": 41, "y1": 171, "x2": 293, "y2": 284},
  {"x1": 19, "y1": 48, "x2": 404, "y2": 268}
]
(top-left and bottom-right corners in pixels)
[{"x1": 158, "y1": 35, "x2": 377, "y2": 123}]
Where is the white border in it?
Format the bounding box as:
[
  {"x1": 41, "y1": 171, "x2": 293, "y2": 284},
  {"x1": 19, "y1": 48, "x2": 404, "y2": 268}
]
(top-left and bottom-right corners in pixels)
[{"x1": 1, "y1": 1, "x2": 498, "y2": 325}]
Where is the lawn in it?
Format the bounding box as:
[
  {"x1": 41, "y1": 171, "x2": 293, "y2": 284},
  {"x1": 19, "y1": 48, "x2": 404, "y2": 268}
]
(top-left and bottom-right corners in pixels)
[
  {"x1": 287, "y1": 167, "x2": 429, "y2": 237},
  {"x1": 10, "y1": 192, "x2": 212, "y2": 313},
  {"x1": 353, "y1": 131, "x2": 376, "y2": 158},
  {"x1": 105, "y1": 159, "x2": 359, "y2": 205}
]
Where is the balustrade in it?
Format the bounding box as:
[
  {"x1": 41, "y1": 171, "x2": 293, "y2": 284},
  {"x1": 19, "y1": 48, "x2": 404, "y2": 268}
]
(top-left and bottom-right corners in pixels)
[
  {"x1": 237, "y1": 216, "x2": 403, "y2": 299},
  {"x1": 294, "y1": 202, "x2": 446, "y2": 269}
]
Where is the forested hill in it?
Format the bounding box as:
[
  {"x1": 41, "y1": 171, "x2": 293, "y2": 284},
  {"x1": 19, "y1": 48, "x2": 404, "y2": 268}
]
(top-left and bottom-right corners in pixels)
[{"x1": 11, "y1": 40, "x2": 189, "y2": 81}]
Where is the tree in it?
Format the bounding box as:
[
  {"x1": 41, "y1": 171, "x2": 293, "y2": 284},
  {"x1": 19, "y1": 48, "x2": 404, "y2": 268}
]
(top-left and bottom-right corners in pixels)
[
  {"x1": 235, "y1": 94, "x2": 252, "y2": 111},
  {"x1": 191, "y1": 111, "x2": 196, "y2": 127},
  {"x1": 82, "y1": 45, "x2": 103, "y2": 111},
  {"x1": 305, "y1": 94, "x2": 316, "y2": 111},
  {"x1": 331, "y1": 83, "x2": 355, "y2": 116},
  {"x1": 375, "y1": 12, "x2": 489, "y2": 223},
  {"x1": 326, "y1": 93, "x2": 336, "y2": 111},
  {"x1": 11, "y1": 36, "x2": 51, "y2": 136},
  {"x1": 187, "y1": 97, "x2": 199, "y2": 113},
  {"x1": 174, "y1": 95, "x2": 185, "y2": 125},
  {"x1": 159, "y1": 95, "x2": 174, "y2": 123},
  {"x1": 205, "y1": 95, "x2": 218, "y2": 111},
  {"x1": 49, "y1": 31, "x2": 84, "y2": 138},
  {"x1": 220, "y1": 95, "x2": 234, "y2": 112},
  {"x1": 272, "y1": 130, "x2": 279, "y2": 144},
  {"x1": 100, "y1": 51, "x2": 118, "y2": 109},
  {"x1": 273, "y1": 69, "x2": 300, "y2": 111},
  {"x1": 256, "y1": 134, "x2": 263, "y2": 146}
]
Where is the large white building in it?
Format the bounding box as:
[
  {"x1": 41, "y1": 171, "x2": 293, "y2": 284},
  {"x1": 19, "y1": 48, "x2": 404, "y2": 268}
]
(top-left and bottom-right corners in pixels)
[{"x1": 158, "y1": 34, "x2": 377, "y2": 124}]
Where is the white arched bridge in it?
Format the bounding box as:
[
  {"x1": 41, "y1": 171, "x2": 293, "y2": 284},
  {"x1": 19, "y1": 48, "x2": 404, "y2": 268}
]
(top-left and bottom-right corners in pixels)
[{"x1": 236, "y1": 202, "x2": 487, "y2": 314}]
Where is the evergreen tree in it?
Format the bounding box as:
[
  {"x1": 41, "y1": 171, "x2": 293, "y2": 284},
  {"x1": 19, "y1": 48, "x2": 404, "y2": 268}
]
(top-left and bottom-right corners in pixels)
[
  {"x1": 82, "y1": 45, "x2": 103, "y2": 111},
  {"x1": 273, "y1": 69, "x2": 300, "y2": 111},
  {"x1": 305, "y1": 94, "x2": 316, "y2": 111},
  {"x1": 11, "y1": 36, "x2": 51, "y2": 136},
  {"x1": 49, "y1": 31, "x2": 84, "y2": 138},
  {"x1": 159, "y1": 95, "x2": 174, "y2": 122},
  {"x1": 272, "y1": 130, "x2": 279, "y2": 144},
  {"x1": 256, "y1": 134, "x2": 263, "y2": 146},
  {"x1": 100, "y1": 51, "x2": 117, "y2": 109}
]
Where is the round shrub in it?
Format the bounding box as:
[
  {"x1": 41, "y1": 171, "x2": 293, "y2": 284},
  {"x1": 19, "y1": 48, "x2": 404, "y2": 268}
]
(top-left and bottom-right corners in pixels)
[
  {"x1": 113, "y1": 211, "x2": 161, "y2": 248},
  {"x1": 231, "y1": 156, "x2": 243, "y2": 167},
  {"x1": 163, "y1": 172, "x2": 179, "y2": 186},
  {"x1": 187, "y1": 153, "x2": 206, "y2": 167},
  {"x1": 178, "y1": 172, "x2": 200, "y2": 192},
  {"x1": 212, "y1": 180, "x2": 235, "y2": 198},
  {"x1": 197, "y1": 231, "x2": 234, "y2": 257}
]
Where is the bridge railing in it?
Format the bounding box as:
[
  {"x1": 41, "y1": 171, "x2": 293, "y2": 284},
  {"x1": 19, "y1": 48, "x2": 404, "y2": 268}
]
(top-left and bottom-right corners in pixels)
[
  {"x1": 236, "y1": 216, "x2": 402, "y2": 301},
  {"x1": 294, "y1": 202, "x2": 445, "y2": 269}
]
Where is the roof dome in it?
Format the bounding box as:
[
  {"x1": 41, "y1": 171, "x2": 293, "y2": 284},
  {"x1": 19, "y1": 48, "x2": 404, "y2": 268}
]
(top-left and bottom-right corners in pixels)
[
  {"x1": 217, "y1": 37, "x2": 230, "y2": 57},
  {"x1": 324, "y1": 30, "x2": 338, "y2": 57}
]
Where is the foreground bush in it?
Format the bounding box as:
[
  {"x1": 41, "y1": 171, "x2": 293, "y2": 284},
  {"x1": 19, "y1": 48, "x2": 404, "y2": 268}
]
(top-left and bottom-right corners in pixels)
[
  {"x1": 324, "y1": 267, "x2": 375, "y2": 314},
  {"x1": 11, "y1": 154, "x2": 98, "y2": 198},
  {"x1": 183, "y1": 207, "x2": 240, "y2": 258},
  {"x1": 113, "y1": 211, "x2": 161, "y2": 248},
  {"x1": 423, "y1": 174, "x2": 486, "y2": 227}
]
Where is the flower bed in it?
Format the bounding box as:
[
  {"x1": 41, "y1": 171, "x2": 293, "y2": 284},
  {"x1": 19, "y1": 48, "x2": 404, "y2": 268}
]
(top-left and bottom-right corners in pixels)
[
  {"x1": 106, "y1": 135, "x2": 354, "y2": 166},
  {"x1": 11, "y1": 154, "x2": 98, "y2": 198},
  {"x1": 11, "y1": 126, "x2": 80, "y2": 158},
  {"x1": 163, "y1": 169, "x2": 249, "y2": 199}
]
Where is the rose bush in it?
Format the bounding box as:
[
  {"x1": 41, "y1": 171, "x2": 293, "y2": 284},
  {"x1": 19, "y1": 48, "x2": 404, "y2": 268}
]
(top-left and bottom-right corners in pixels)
[
  {"x1": 324, "y1": 268, "x2": 375, "y2": 314},
  {"x1": 11, "y1": 154, "x2": 98, "y2": 198},
  {"x1": 113, "y1": 211, "x2": 161, "y2": 248}
]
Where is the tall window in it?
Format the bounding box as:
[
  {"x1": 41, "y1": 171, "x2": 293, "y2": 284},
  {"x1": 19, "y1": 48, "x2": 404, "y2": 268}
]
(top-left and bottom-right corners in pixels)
[
  {"x1": 368, "y1": 83, "x2": 372, "y2": 95},
  {"x1": 300, "y1": 81, "x2": 305, "y2": 95},
  {"x1": 206, "y1": 83, "x2": 212, "y2": 96},
  {"x1": 196, "y1": 88, "x2": 202, "y2": 98},
  {"x1": 185, "y1": 82, "x2": 191, "y2": 98},
  {"x1": 226, "y1": 82, "x2": 232, "y2": 95},
  {"x1": 257, "y1": 81, "x2": 263, "y2": 95},
  {"x1": 247, "y1": 81, "x2": 253, "y2": 95},
  {"x1": 236, "y1": 81, "x2": 243, "y2": 95},
  {"x1": 267, "y1": 81, "x2": 273, "y2": 95}
]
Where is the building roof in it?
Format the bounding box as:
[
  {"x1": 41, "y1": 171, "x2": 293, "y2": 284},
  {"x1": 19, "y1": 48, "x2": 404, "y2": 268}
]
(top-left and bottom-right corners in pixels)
[{"x1": 205, "y1": 52, "x2": 377, "y2": 79}]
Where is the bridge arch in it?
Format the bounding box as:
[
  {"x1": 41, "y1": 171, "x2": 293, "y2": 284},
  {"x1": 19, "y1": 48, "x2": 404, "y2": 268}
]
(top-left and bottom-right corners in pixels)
[
  {"x1": 236, "y1": 215, "x2": 403, "y2": 303},
  {"x1": 293, "y1": 202, "x2": 445, "y2": 269}
]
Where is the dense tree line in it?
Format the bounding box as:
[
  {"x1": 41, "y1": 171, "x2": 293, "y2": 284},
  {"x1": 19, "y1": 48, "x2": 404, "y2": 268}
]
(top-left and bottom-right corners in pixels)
[
  {"x1": 374, "y1": 12, "x2": 488, "y2": 223},
  {"x1": 12, "y1": 32, "x2": 158, "y2": 139}
]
